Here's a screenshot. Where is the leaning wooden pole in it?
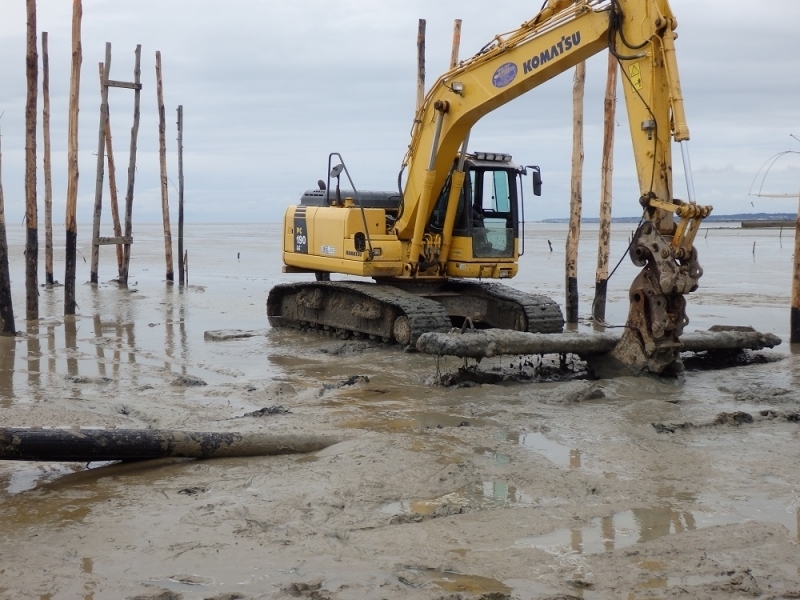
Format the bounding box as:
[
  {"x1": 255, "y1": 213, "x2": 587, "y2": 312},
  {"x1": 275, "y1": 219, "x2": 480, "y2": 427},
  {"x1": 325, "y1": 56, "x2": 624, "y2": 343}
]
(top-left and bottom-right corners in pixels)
[
  {"x1": 0, "y1": 130, "x2": 16, "y2": 335},
  {"x1": 121, "y1": 45, "x2": 142, "y2": 285},
  {"x1": 449, "y1": 19, "x2": 462, "y2": 69},
  {"x1": 593, "y1": 54, "x2": 618, "y2": 323},
  {"x1": 25, "y1": 0, "x2": 39, "y2": 320},
  {"x1": 42, "y1": 31, "x2": 54, "y2": 286},
  {"x1": 155, "y1": 51, "x2": 174, "y2": 282},
  {"x1": 101, "y1": 64, "x2": 124, "y2": 277},
  {"x1": 177, "y1": 105, "x2": 185, "y2": 286},
  {"x1": 64, "y1": 0, "x2": 83, "y2": 316},
  {"x1": 90, "y1": 43, "x2": 111, "y2": 284},
  {"x1": 565, "y1": 62, "x2": 586, "y2": 325},
  {"x1": 416, "y1": 19, "x2": 426, "y2": 113}
]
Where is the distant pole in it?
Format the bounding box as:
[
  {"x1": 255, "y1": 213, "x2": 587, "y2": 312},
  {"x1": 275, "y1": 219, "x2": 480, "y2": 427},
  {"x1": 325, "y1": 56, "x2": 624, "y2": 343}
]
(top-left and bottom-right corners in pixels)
[
  {"x1": 177, "y1": 105, "x2": 185, "y2": 286},
  {"x1": 792, "y1": 189, "x2": 800, "y2": 343},
  {"x1": 99, "y1": 63, "x2": 124, "y2": 277},
  {"x1": 121, "y1": 44, "x2": 142, "y2": 285},
  {"x1": 416, "y1": 19, "x2": 426, "y2": 113},
  {"x1": 25, "y1": 0, "x2": 39, "y2": 321},
  {"x1": 42, "y1": 31, "x2": 54, "y2": 286},
  {"x1": 0, "y1": 130, "x2": 16, "y2": 335},
  {"x1": 155, "y1": 51, "x2": 174, "y2": 282},
  {"x1": 565, "y1": 62, "x2": 586, "y2": 325},
  {"x1": 90, "y1": 43, "x2": 111, "y2": 285},
  {"x1": 593, "y1": 54, "x2": 617, "y2": 323},
  {"x1": 65, "y1": 0, "x2": 83, "y2": 316},
  {"x1": 449, "y1": 19, "x2": 462, "y2": 69}
]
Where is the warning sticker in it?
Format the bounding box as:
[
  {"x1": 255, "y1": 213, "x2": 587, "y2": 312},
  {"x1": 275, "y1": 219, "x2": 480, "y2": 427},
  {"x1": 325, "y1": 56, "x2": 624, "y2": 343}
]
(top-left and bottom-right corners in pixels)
[{"x1": 629, "y1": 63, "x2": 643, "y2": 90}]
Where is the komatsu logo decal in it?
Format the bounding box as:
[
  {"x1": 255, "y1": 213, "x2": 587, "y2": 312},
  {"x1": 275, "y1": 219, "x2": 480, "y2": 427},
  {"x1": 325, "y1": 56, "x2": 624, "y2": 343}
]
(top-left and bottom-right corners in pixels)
[
  {"x1": 492, "y1": 62, "x2": 518, "y2": 88},
  {"x1": 522, "y1": 32, "x2": 581, "y2": 74}
]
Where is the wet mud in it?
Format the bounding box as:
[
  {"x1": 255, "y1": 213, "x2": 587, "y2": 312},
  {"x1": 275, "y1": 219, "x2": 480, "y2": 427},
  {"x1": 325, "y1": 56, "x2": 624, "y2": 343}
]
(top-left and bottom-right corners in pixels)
[{"x1": 0, "y1": 223, "x2": 799, "y2": 599}]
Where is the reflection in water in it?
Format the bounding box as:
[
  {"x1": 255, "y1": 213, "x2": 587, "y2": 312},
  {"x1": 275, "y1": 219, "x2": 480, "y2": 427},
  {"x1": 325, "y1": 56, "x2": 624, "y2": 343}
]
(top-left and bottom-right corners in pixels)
[
  {"x1": 383, "y1": 480, "x2": 536, "y2": 516},
  {"x1": 0, "y1": 335, "x2": 16, "y2": 404},
  {"x1": 516, "y1": 505, "x2": 740, "y2": 555},
  {"x1": 26, "y1": 322, "x2": 40, "y2": 388},
  {"x1": 65, "y1": 316, "x2": 78, "y2": 377},
  {"x1": 518, "y1": 432, "x2": 581, "y2": 469},
  {"x1": 179, "y1": 303, "x2": 188, "y2": 376},
  {"x1": 47, "y1": 323, "x2": 56, "y2": 382},
  {"x1": 93, "y1": 314, "x2": 107, "y2": 378}
]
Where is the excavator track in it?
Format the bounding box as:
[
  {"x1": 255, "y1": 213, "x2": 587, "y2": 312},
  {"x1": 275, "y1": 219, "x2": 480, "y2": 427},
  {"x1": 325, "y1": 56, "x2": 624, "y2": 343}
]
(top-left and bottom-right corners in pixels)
[
  {"x1": 441, "y1": 280, "x2": 565, "y2": 334},
  {"x1": 267, "y1": 281, "x2": 453, "y2": 346},
  {"x1": 267, "y1": 280, "x2": 564, "y2": 347}
]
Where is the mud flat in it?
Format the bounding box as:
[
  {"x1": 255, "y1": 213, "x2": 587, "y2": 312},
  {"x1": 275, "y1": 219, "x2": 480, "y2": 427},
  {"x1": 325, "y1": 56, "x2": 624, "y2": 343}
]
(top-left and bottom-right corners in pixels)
[{"x1": 0, "y1": 223, "x2": 798, "y2": 599}]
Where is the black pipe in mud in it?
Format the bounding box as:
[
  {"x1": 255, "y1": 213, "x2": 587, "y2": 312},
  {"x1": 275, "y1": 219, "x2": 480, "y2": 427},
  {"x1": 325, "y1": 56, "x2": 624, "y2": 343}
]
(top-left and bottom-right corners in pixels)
[{"x1": 0, "y1": 428, "x2": 340, "y2": 462}]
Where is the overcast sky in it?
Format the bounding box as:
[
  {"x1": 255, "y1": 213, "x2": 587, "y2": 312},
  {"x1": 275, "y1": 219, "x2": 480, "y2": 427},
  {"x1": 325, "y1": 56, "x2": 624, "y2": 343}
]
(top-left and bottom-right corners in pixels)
[{"x1": 1, "y1": 0, "x2": 799, "y2": 226}]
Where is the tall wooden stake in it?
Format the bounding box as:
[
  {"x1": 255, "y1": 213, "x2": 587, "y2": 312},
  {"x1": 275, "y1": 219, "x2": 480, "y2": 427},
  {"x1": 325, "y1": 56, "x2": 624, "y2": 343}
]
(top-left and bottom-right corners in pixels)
[
  {"x1": 416, "y1": 19, "x2": 426, "y2": 113},
  {"x1": 593, "y1": 54, "x2": 618, "y2": 323},
  {"x1": 177, "y1": 105, "x2": 185, "y2": 286},
  {"x1": 25, "y1": 0, "x2": 38, "y2": 321},
  {"x1": 792, "y1": 190, "x2": 800, "y2": 343},
  {"x1": 565, "y1": 62, "x2": 586, "y2": 325},
  {"x1": 65, "y1": 0, "x2": 83, "y2": 316},
  {"x1": 42, "y1": 31, "x2": 54, "y2": 286},
  {"x1": 90, "y1": 43, "x2": 111, "y2": 284},
  {"x1": 155, "y1": 51, "x2": 174, "y2": 282},
  {"x1": 450, "y1": 19, "x2": 462, "y2": 69},
  {"x1": 121, "y1": 45, "x2": 142, "y2": 285},
  {"x1": 0, "y1": 130, "x2": 16, "y2": 335}
]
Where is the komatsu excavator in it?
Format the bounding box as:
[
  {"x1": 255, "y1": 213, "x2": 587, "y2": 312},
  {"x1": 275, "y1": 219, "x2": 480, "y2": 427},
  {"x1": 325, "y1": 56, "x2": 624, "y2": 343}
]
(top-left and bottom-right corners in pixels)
[{"x1": 268, "y1": 0, "x2": 712, "y2": 375}]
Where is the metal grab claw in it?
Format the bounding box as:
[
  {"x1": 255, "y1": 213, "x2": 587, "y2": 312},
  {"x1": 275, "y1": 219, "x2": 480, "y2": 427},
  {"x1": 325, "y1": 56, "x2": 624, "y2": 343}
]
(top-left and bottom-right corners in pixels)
[{"x1": 605, "y1": 221, "x2": 703, "y2": 375}]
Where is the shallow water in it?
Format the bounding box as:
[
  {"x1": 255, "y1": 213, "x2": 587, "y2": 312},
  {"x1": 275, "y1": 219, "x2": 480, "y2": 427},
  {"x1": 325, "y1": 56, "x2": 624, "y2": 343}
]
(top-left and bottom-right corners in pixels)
[{"x1": 0, "y1": 221, "x2": 794, "y2": 397}]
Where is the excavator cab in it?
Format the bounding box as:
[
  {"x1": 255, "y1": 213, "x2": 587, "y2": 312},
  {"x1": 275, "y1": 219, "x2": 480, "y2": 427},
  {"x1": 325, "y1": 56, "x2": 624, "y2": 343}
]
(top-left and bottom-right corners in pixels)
[{"x1": 429, "y1": 152, "x2": 537, "y2": 271}]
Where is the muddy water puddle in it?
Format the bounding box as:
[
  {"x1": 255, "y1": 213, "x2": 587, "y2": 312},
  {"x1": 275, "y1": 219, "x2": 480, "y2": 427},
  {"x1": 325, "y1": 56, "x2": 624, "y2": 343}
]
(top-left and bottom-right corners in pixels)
[
  {"x1": 516, "y1": 505, "x2": 740, "y2": 555},
  {"x1": 408, "y1": 568, "x2": 512, "y2": 595},
  {"x1": 518, "y1": 431, "x2": 582, "y2": 468},
  {"x1": 516, "y1": 495, "x2": 800, "y2": 555},
  {"x1": 339, "y1": 411, "x2": 486, "y2": 432},
  {"x1": 382, "y1": 480, "x2": 541, "y2": 516}
]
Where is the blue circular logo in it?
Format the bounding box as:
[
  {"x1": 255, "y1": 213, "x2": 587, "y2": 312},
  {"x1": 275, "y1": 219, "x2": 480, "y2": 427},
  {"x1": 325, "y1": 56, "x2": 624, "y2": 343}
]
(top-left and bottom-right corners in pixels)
[{"x1": 492, "y1": 62, "x2": 518, "y2": 88}]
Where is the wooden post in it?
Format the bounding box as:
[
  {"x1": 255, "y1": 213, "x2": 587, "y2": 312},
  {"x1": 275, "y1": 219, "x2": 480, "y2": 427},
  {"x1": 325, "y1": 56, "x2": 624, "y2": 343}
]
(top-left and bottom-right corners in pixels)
[
  {"x1": 450, "y1": 19, "x2": 462, "y2": 69},
  {"x1": 792, "y1": 189, "x2": 800, "y2": 343},
  {"x1": 184, "y1": 249, "x2": 188, "y2": 284},
  {"x1": 121, "y1": 45, "x2": 142, "y2": 285},
  {"x1": 65, "y1": 0, "x2": 83, "y2": 316},
  {"x1": 565, "y1": 62, "x2": 586, "y2": 325},
  {"x1": 25, "y1": 0, "x2": 38, "y2": 321},
  {"x1": 99, "y1": 64, "x2": 124, "y2": 277},
  {"x1": 593, "y1": 54, "x2": 617, "y2": 323},
  {"x1": 42, "y1": 31, "x2": 54, "y2": 286},
  {"x1": 177, "y1": 105, "x2": 185, "y2": 286},
  {"x1": 155, "y1": 51, "x2": 174, "y2": 282},
  {"x1": 0, "y1": 130, "x2": 16, "y2": 335},
  {"x1": 416, "y1": 19, "x2": 426, "y2": 113},
  {"x1": 90, "y1": 43, "x2": 111, "y2": 285}
]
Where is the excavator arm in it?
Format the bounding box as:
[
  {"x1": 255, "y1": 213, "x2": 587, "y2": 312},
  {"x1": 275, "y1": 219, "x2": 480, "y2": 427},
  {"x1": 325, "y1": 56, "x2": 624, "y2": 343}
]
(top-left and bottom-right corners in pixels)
[{"x1": 397, "y1": 0, "x2": 712, "y2": 374}]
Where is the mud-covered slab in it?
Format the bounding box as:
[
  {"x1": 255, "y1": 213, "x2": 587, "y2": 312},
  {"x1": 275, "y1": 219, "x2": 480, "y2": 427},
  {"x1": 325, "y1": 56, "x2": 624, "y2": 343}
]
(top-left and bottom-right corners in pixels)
[
  {"x1": 416, "y1": 328, "x2": 782, "y2": 359},
  {"x1": 204, "y1": 329, "x2": 265, "y2": 341}
]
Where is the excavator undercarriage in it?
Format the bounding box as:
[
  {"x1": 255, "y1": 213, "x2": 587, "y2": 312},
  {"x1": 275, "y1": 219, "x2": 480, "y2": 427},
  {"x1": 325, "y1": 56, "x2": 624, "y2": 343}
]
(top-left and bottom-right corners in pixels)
[{"x1": 267, "y1": 279, "x2": 564, "y2": 347}]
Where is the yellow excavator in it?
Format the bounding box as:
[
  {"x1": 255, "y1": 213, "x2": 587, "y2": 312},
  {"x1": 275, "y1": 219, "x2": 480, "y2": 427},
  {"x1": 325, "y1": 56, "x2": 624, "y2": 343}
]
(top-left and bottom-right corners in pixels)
[{"x1": 268, "y1": 0, "x2": 712, "y2": 375}]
